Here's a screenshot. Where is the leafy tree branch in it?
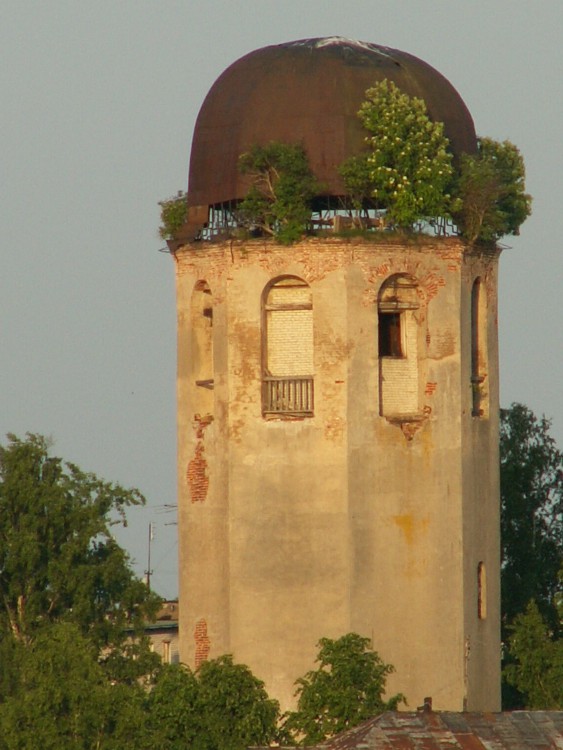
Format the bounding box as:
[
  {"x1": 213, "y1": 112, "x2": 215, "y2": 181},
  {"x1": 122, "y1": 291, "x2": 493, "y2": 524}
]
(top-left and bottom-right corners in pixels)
[
  {"x1": 283, "y1": 633, "x2": 404, "y2": 745},
  {"x1": 340, "y1": 80, "x2": 455, "y2": 229},
  {"x1": 237, "y1": 141, "x2": 321, "y2": 244},
  {"x1": 500, "y1": 404, "x2": 562, "y2": 708},
  {"x1": 0, "y1": 433, "x2": 161, "y2": 677},
  {"x1": 453, "y1": 138, "x2": 531, "y2": 243},
  {"x1": 158, "y1": 191, "x2": 188, "y2": 240}
]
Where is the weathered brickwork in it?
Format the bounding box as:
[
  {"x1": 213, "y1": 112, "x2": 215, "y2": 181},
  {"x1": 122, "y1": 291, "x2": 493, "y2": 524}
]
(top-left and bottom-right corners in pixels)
[
  {"x1": 175, "y1": 237, "x2": 465, "y2": 292},
  {"x1": 194, "y1": 618, "x2": 210, "y2": 668},
  {"x1": 266, "y1": 281, "x2": 314, "y2": 376},
  {"x1": 187, "y1": 445, "x2": 208, "y2": 503},
  {"x1": 269, "y1": 284, "x2": 310, "y2": 306},
  {"x1": 267, "y1": 308, "x2": 313, "y2": 375},
  {"x1": 425, "y1": 381, "x2": 438, "y2": 396},
  {"x1": 186, "y1": 414, "x2": 213, "y2": 503}
]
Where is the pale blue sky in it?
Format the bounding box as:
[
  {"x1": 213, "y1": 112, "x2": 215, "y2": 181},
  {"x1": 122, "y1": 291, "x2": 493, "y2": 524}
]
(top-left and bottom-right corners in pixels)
[{"x1": 2, "y1": 1, "x2": 562, "y2": 598}]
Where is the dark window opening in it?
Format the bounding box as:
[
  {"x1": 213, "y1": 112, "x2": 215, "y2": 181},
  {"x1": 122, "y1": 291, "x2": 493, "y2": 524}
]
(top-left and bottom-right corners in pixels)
[{"x1": 379, "y1": 312, "x2": 403, "y2": 357}]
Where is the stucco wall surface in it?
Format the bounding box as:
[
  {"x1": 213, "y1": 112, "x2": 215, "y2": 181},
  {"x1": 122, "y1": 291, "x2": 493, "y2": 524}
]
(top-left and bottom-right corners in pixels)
[{"x1": 174, "y1": 236, "x2": 501, "y2": 713}]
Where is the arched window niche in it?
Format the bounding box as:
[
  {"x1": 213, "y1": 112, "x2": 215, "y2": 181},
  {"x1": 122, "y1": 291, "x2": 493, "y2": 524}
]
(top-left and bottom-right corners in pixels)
[
  {"x1": 190, "y1": 280, "x2": 214, "y2": 416},
  {"x1": 471, "y1": 278, "x2": 489, "y2": 418},
  {"x1": 378, "y1": 274, "x2": 421, "y2": 418},
  {"x1": 262, "y1": 276, "x2": 314, "y2": 417}
]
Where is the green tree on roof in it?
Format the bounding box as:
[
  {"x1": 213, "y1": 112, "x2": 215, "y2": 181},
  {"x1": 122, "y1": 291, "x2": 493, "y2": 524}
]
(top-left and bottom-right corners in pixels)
[
  {"x1": 453, "y1": 137, "x2": 532, "y2": 243},
  {"x1": 340, "y1": 79, "x2": 455, "y2": 228},
  {"x1": 237, "y1": 141, "x2": 321, "y2": 244}
]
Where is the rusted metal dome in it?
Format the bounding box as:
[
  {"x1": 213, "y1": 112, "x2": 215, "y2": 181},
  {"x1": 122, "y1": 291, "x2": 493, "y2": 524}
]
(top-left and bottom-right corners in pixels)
[{"x1": 187, "y1": 37, "x2": 476, "y2": 224}]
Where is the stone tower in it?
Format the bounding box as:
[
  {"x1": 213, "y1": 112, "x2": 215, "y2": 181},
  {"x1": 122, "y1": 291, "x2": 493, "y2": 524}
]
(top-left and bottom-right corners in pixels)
[{"x1": 172, "y1": 38, "x2": 501, "y2": 712}]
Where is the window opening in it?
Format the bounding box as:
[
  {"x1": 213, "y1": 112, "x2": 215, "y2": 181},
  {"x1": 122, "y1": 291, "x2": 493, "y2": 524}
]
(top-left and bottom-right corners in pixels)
[
  {"x1": 262, "y1": 277, "x2": 314, "y2": 416},
  {"x1": 378, "y1": 274, "x2": 421, "y2": 417},
  {"x1": 379, "y1": 312, "x2": 403, "y2": 358}
]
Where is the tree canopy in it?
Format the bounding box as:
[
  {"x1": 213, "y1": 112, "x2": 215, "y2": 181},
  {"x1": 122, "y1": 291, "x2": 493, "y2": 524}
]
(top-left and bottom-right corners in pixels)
[
  {"x1": 158, "y1": 191, "x2": 188, "y2": 240},
  {"x1": 453, "y1": 138, "x2": 531, "y2": 243},
  {"x1": 147, "y1": 658, "x2": 281, "y2": 750},
  {"x1": 340, "y1": 79, "x2": 455, "y2": 228},
  {"x1": 500, "y1": 405, "x2": 562, "y2": 632},
  {"x1": 0, "y1": 433, "x2": 161, "y2": 676},
  {"x1": 0, "y1": 623, "x2": 151, "y2": 750},
  {"x1": 283, "y1": 633, "x2": 404, "y2": 745},
  {"x1": 500, "y1": 404, "x2": 563, "y2": 709},
  {"x1": 164, "y1": 80, "x2": 531, "y2": 245},
  {"x1": 504, "y1": 601, "x2": 563, "y2": 709},
  {"x1": 237, "y1": 141, "x2": 321, "y2": 244}
]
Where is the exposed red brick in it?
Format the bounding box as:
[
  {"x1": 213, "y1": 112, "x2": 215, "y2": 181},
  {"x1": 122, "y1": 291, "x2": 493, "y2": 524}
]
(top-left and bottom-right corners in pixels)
[
  {"x1": 187, "y1": 414, "x2": 213, "y2": 503},
  {"x1": 373, "y1": 262, "x2": 391, "y2": 277},
  {"x1": 187, "y1": 444, "x2": 209, "y2": 503},
  {"x1": 194, "y1": 618, "x2": 210, "y2": 669},
  {"x1": 194, "y1": 413, "x2": 213, "y2": 438},
  {"x1": 419, "y1": 271, "x2": 446, "y2": 301}
]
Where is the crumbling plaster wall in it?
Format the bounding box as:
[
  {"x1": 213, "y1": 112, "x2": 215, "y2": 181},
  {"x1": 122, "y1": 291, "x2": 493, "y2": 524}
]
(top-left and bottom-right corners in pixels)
[{"x1": 174, "y1": 236, "x2": 501, "y2": 713}]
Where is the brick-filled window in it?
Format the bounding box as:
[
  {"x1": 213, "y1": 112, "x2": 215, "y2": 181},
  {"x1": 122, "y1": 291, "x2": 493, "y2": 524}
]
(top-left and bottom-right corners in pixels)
[
  {"x1": 262, "y1": 276, "x2": 314, "y2": 416},
  {"x1": 378, "y1": 274, "x2": 420, "y2": 417}
]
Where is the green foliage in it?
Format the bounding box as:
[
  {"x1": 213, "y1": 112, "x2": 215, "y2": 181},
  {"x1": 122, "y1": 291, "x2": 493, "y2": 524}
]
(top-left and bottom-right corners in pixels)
[
  {"x1": 158, "y1": 191, "x2": 188, "y2": 240},
  {"x1": 147, "y1": 657, "x2": 281, "y2": 750},
  {"x1": 0, "y1": 433, "x2": 161, "y2": 672},
  {"x1": 453, "y1": 138, "x2": 531, "y2": 243},
  {"x1": 500, "y1": 405, "x2": 563, "y2": 633},
  {"x1": 503, "y1": 601, "x2": 563, "y2": 709},
  {"x1": 338, "y1": 155, "x2": 376, "y2": 216},
  {"x1": 147, "y1": 664, "x2": 200, "y2": 749},
  {"x1": 283, "y1": 633, "x2": 404, "y2": 745},
  {"x1": 237, "y1": 141, "x2": 321, "y2": 244},
  {"x1": 0, "y1": 623, "x2": 151, "y2": 750},
  {"x1": 500, "y1": 404, "x2": 562, "y2": 709},
  {"x1": 196, "y1": 655, "x2": 281, "y2": 750},
  {"x1": 340, "y1": 80, "x2": 454, "y2": 228}
]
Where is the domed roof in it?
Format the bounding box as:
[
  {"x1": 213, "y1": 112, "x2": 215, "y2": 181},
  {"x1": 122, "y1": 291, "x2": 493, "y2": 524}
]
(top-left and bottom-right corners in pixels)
[{"x1": 187, "y1": 37, "x2": 476, "y2": 211}]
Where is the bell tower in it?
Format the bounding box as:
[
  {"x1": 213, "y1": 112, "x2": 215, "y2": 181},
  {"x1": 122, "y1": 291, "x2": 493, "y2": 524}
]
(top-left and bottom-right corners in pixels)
[{"x1": 172, "y1": 38, "x2": 501, "y2": 712}]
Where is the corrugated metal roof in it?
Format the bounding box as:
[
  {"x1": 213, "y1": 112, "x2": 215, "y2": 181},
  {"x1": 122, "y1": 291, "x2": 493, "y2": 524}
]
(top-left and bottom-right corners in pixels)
[{"x1": 311, "y1": 712, "x2": 563, "y2": 750}]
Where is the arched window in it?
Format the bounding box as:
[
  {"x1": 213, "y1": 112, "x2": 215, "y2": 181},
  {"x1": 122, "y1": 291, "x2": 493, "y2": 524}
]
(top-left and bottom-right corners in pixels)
[
  {"x1": 262, "y1": 276, "x2": 314, "y2": 416},
  {"x1": 477, "y1": 561, "x2": 487, "y2": 619},
  {"x1": 378, "y1": 274, "x2": 420, "y2": 417},
  {"x1": 471, "y1": 278, "x2": 488, "y2": 417},
  {"x1": 190, "y1": 280, "x2": 214, "y2": 415}
]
